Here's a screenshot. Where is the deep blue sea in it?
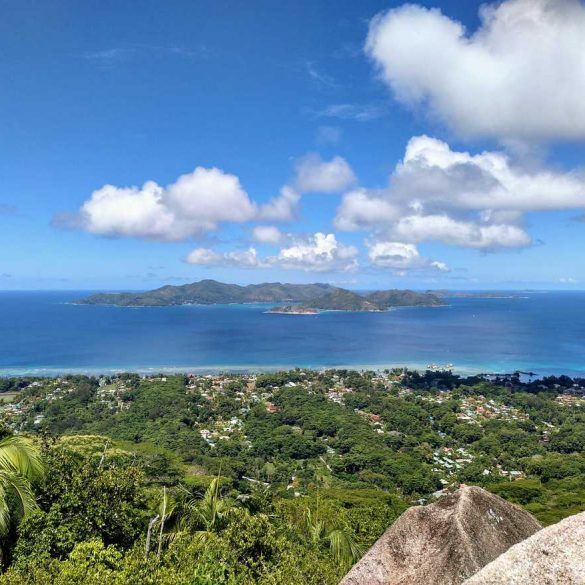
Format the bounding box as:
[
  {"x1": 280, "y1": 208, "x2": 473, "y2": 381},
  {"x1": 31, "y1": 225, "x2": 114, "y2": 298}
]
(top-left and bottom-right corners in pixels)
[{"x1": 1, "y1": 291, "x2": 584, "y2": 376}]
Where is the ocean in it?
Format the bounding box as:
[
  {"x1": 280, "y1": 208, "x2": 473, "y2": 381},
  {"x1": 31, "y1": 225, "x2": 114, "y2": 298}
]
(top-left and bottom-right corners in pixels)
[{"x1": 1, "y1": 290, "x2": 584, "y2": 377}]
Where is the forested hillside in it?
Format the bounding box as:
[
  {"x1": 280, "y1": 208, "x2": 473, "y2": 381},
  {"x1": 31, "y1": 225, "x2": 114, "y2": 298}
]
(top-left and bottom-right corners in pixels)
[
  {"x1": 75, "y1": 279, "x2": 442, "y2": 309},
  {"x1": 0, "y1": 369, "x2": 582, "y2": 583}
]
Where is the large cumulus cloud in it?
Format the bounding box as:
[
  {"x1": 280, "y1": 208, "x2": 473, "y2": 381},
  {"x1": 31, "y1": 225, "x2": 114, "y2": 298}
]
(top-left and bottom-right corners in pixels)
[
  {"x1": 70, "y1": 167, "x2": 300, "y2": 241},
  {"x1": 366, "y1": 0, "x2": 585, "y2": 141},
  {"x1": 335, "y1": 135, "x2": 585, "y2": 250}
]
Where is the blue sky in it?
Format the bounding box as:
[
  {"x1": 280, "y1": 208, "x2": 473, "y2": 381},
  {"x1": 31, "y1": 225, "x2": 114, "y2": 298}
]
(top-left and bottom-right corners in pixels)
[{"x1": 2, "y1": 0, "x2": 585, "y2": 290}]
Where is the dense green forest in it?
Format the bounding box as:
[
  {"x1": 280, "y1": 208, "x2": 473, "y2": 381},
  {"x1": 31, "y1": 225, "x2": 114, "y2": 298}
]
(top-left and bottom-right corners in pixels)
[{"x1": 0, "y1": 369, "x2": 583, "y2": 583}]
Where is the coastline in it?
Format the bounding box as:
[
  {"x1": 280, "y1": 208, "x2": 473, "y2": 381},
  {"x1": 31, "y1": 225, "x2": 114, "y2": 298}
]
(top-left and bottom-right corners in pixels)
[
  {"x1": 2, "y1": 361, "x2": 584, "y2": 378},
  {"x1": 70, "y1": 302, "x2": 445, "y2": 311}
]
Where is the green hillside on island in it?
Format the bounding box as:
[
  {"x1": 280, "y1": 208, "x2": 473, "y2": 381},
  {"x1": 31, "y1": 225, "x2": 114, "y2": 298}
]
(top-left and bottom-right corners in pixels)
[
  {"x1": 367, "y1": 289, "x2": 444, "y2": 309},
  {"x1": 76, "y1": 280, "x2": 337, "y2": 306},
  {"x1": 76, "y1": 280, "x2": 443, "y2": 311},
  {"x1": 271, "y1": 288, "x2": 444, "y2": 313},
  {"x1": 300, "y1": 289, "x2": 381, "y2": 311}
]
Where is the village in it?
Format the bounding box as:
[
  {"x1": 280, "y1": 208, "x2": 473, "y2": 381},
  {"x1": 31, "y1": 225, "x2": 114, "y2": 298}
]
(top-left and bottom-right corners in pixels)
[{"x1": 1, "y1": 368, "x2": 581, "y2": 500}]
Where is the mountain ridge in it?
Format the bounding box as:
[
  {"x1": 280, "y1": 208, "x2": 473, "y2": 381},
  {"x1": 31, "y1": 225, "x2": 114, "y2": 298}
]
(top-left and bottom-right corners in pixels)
[{"x1": 75, "y1": 280, "x2": 444, "y2": 310}]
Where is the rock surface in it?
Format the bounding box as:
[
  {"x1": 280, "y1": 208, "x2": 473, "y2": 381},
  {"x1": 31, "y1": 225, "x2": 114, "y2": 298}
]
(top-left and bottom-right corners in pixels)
[
  {"x1": 463, "y1": 510, "x2": 585, "y2": 585},
  {"x1": 339, "y1": 485, "x2": 541, "y2": 585}
]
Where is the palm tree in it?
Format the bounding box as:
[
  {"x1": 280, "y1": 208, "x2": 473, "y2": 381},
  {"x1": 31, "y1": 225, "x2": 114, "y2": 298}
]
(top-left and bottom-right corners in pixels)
[
  {"x1": 0, "y1": 435, "x2": 44, "y2": 535},
  {"x1": 145, "y1": 477, "x2": 233, "y2": 559},
  {"x1": 303, "y1": 507, "x2": 363, "y2": 567},
  {"x1": 186, "y1": 476, "x2": 231, "y2": 533}
]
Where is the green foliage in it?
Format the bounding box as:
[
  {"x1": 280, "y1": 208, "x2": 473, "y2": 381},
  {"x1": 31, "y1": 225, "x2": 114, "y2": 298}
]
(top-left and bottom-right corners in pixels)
[
  {"x1": 303, "y1": 507, "x2": 362, "y2": 567},
  {"x1": 489, "y1": 476, "x2": 585, "y2": 525},
  {"x1": 175, "y1": 476, "x2": 233, "y2": 535},
  {"x1": 0, "y1": 369, "x2": 583, "y2": 582},
  {"x1": 522, "y1": 452, "x2": 585, "y2": 481},
  {"x1": 488, "y1": 479, "x2": 545, "y2": 505},
  {"x1": 0, "y1": 434, "x2": 44, "y2": 559},
  {"x1": 12, "y1": 440, "x2": 148, "y2": 564},
  {"x1": 549, "y1": 423, "x2": 585, "y2": 453}
]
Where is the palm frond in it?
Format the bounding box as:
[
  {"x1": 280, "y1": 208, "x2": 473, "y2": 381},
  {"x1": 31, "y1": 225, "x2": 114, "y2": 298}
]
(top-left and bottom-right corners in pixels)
[
  {"x1": 0, "y1": 470, "x2": 38, "y2": 518},
  {"x1": 304, "y1": 507, "x2": 326, "y2": 543},
  {"x1": 196, "y1": 477, "x2": 228, "y2": 531},
  {"x1": 0, "y1": 436, "x2": 44, "y2": 482},
  {"x1": 0, "y1": 469, "x2": 38, "y2": 536},
  {"x1": 328, "y1": 529, "x2": 363, "y2": 566},
  {"x1": 191, "y1": 529, "x2": 213, "y2": 545},
  {"x1": 0, "y1": 436, "x2": 44, "y2": 539},
  {"x1": 0, "y1": 481, "x2": 11, "y2": 536}
]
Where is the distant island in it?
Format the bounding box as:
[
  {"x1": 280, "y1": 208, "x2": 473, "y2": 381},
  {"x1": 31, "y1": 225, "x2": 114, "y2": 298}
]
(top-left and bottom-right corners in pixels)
[{"x1": 75, "y1": 279, "x2": 444, "y2": 312}]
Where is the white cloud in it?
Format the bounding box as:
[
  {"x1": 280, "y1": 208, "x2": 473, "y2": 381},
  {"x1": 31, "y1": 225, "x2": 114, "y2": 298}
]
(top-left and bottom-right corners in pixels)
[
  {"x1": 334, "y1": 189, "x2": 400, "y2": 231},
  {"x1": 185, "y1": 248, "x2": 222, "y2": 265},
  {"x1": 252, "y1": 226, "x2": 283, "y2": 244},
  {"x1": 186, "y1": 233, "x2": 359, "y2": 273},
  {"x1": 366, "y1": 0, "x2": 585, "y2": 141},
  {"x1": 258, "y1": 186, "x2": 300, "y2": 221},
  {"x1": 275, "y1": 232, "x2": 359, "y2": 272},
  {"x1": 367, "y1": 241, "x2": 420, "y2": 269},
  {"x1": 392, "y1": 215, "x2": 531, "y2": 249},
  {"x1": 335, "y1": 135, "x2": 585, "y2": 250},
  {"x1": 186, "y1": 247, "x2": 264, "y2": 268},
  {"x1": 367, "y1": 241, "x2": 449, "y2": 272},
  {"x1": 79, "y1": 167, "x2": 256, "y2": 241},
  {"x1": 224, "y1": 248, "x2": 264, "y2": 268},
  {"x1": 295, "y1": 153, "x2": 356, "y2": 193},
  {"x1": 394, "y1": 136, "x2": 585, "y2": 212},
  {"x1": 80, "y1": 181, "x2": 177, "y2": 240},
  {"x1": 189, "y1": 236, "x2": 449, "y2": 275},
  {"x1": 72, "y1": 168, "x2": 303, "y2": 241},
  {"x1": 166, "y1": 167, "x2": 256, "y2": 224},
  {"x1": 430, "y1": 261, "x2": 449, "y2": 273}
]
